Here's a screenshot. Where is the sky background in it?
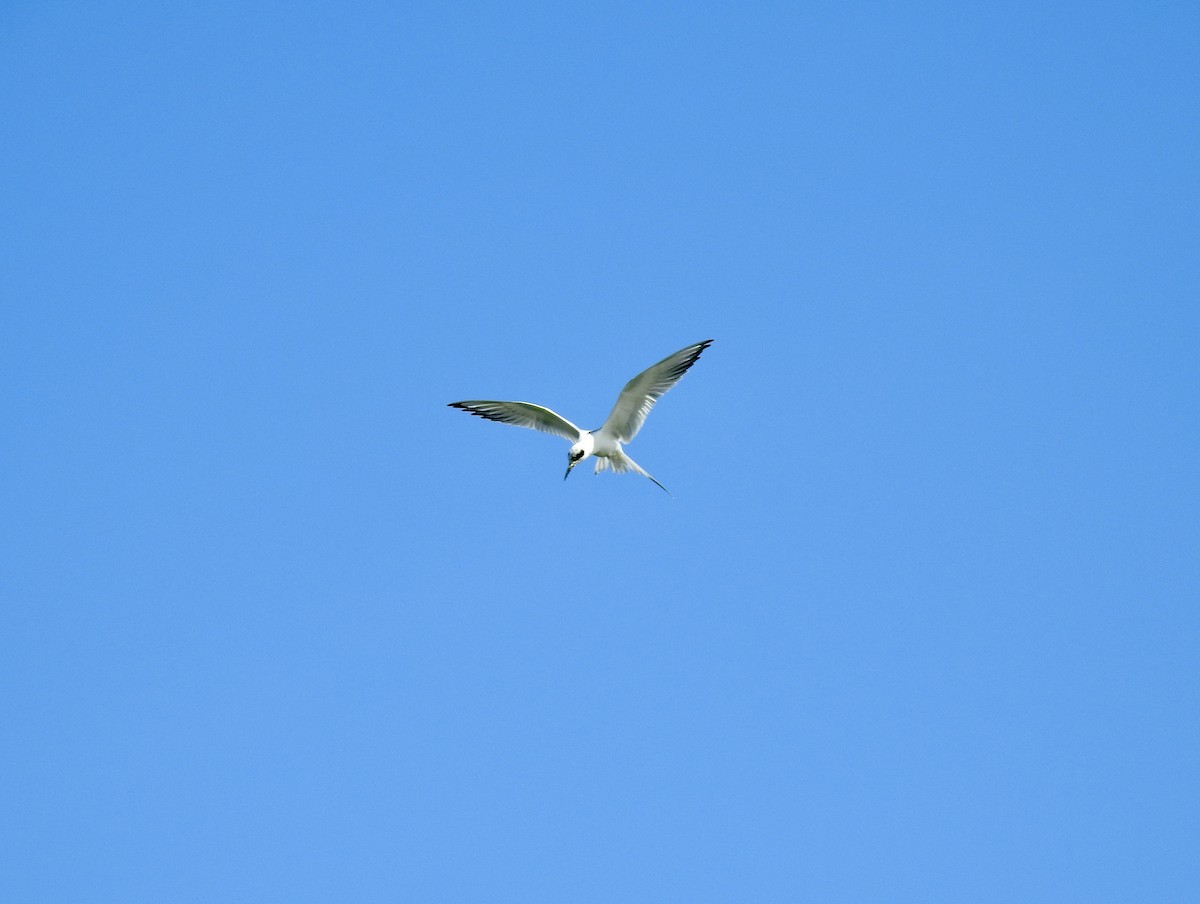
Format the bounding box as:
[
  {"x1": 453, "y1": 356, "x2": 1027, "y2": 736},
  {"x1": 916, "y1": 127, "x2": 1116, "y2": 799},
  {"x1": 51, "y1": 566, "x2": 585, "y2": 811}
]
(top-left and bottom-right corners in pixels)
[{"x1": 2, "y1": 1, "x2": 1198, "y2": 901}]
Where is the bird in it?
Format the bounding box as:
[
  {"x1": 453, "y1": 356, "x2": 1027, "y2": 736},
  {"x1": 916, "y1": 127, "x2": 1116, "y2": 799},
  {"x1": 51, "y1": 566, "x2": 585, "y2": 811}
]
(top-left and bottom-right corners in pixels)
[{"x1": 448, "y1": 339, "x2": 713, "y2": 495}]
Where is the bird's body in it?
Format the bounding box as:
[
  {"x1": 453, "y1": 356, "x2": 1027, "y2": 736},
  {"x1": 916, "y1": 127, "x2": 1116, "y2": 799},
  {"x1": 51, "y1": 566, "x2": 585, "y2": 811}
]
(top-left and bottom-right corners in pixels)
[{"x1": 449, "y1": 339, "x2": 713, "y2": 494}]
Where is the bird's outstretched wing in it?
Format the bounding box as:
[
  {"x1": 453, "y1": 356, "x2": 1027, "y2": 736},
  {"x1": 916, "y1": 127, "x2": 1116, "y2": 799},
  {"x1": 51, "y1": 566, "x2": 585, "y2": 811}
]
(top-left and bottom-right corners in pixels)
[
  {"x1": 598, "y1": 340, "x2": 713, "y2": 442},
  {"x1": 448, "y1": 400, "x2": 582, "y2": 443}
]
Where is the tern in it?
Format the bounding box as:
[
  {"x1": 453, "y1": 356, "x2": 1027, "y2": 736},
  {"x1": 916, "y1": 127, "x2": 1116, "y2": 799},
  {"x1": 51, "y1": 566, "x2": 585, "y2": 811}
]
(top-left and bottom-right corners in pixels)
[{"x1": 449, "y1": 339, "x2": 713, "y2": 495}]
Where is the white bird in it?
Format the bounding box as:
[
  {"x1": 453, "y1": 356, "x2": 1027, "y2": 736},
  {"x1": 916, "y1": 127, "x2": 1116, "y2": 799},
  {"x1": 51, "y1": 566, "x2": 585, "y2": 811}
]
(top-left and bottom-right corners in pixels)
[{"x1": 449, "y1": 339, "x2": 713, "y2": 495}]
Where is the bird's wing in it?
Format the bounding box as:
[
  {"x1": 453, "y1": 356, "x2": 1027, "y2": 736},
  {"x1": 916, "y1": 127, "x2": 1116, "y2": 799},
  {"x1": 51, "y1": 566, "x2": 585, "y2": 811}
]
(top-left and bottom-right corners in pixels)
[
  {"x1": 448, "y1": 400, "x2": 582, "y2": 443},
  {"x1": 598, "y1": 340, "x2": 713, "y2": 442}
]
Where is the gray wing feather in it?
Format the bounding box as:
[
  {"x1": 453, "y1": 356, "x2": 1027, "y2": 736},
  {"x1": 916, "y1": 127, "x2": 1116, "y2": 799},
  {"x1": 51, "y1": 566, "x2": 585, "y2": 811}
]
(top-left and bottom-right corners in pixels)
[
  {"x1": 448, "y1": 400, "x2": 582, "y2": 443},
  {"x1": 599, "y1": 340, "x2": 713, "y2": 442}
]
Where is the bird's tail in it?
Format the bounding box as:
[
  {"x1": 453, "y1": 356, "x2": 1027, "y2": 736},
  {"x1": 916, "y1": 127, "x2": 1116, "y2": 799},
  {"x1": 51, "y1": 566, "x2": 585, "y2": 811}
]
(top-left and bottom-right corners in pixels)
[{"x1": 594, "y1": 449, "x2": 672, "y2": 496}]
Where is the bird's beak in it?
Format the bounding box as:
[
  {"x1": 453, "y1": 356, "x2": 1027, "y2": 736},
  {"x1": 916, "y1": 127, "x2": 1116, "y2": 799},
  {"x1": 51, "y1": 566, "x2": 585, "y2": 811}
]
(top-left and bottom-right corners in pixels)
[{"x1": 564, "y1": 461, "x2": 575, "y2": 481}]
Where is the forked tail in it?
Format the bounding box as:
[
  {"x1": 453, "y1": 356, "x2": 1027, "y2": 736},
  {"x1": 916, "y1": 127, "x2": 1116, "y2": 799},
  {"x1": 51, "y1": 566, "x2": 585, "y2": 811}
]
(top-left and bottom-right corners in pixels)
[{"x1": 593, "y1": 448, "x2": 672, "y2": 496}]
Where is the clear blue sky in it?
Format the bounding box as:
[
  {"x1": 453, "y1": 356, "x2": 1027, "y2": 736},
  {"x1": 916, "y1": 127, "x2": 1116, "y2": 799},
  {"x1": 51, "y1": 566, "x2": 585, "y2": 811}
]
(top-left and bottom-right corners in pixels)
[{"x1": 2, "y1": 2, "x2": 1197, "y2": 901}]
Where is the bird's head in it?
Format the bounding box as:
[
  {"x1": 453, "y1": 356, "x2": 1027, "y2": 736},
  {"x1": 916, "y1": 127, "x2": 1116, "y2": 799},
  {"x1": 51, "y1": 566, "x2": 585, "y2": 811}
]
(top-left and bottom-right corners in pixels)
[{"x1": 564, "y1": 443, "x2": 587, "y2": 480}]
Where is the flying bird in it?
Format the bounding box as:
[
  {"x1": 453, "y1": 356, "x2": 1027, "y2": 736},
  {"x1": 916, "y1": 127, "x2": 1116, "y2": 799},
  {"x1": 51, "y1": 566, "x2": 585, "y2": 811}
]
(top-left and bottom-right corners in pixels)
[{"x1": 449, "y1": 339, "x2": 713, "y2": 495}]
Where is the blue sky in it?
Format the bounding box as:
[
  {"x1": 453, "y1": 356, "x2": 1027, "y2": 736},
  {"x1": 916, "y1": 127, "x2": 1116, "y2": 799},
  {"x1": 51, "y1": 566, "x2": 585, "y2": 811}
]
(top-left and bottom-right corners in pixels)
[{"x1": 2, "y1": 1, "x2": 1197, "y2": 900}]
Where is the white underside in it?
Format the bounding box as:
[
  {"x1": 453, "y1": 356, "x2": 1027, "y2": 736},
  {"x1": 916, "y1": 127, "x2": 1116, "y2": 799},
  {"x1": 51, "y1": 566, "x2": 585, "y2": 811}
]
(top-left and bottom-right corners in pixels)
[
  {"x1": 593, "y1": 447, "x2": 636, "y2": 475},
  {"x1": 590, "y1": 440, "x2": 656, "y2": 483}
]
